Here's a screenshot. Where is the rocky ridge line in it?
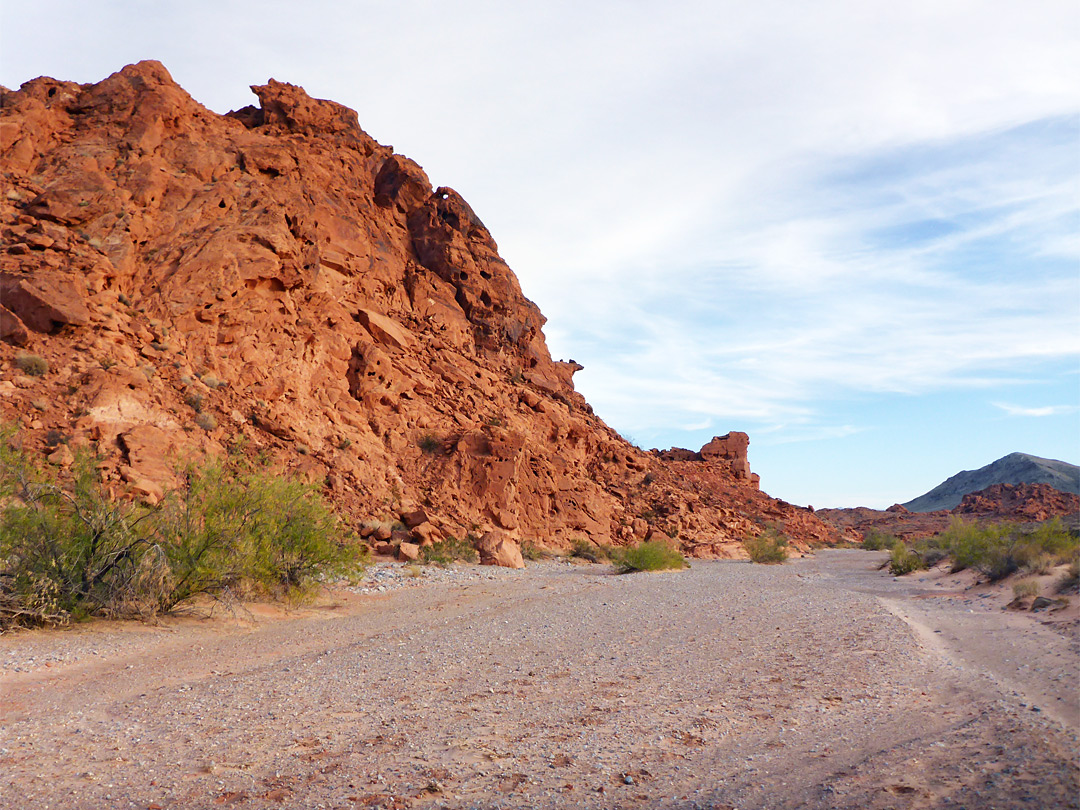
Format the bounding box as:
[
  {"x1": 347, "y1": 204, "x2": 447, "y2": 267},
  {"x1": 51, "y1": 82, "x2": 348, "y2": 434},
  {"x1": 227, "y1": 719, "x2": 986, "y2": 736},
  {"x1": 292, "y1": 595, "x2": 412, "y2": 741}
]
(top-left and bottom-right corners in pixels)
[{"x1": 0, "y1": 61, "x2": 836, "y2": 558}]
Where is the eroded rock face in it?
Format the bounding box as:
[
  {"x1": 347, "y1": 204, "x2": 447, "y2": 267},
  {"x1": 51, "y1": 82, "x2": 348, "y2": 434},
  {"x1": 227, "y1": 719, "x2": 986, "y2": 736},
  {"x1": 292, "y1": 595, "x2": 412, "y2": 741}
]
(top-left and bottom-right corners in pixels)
[
  {"x1": 0, "y1": 61, "x2": 838, "y2": 556},
  {"x1": 955, "y1": 483, "x2": 1080, "y2": 523}
]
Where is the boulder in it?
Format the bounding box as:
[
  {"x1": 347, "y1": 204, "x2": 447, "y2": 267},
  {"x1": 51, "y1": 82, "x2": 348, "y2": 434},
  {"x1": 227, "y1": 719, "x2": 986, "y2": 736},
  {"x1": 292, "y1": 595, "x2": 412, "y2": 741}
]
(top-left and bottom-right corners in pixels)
[
  {"x1": 474, "y1": 530, "x2": 525, "y2": 569},
  {"x1": 0, "y1": 304, "x2": 29, "y2": 345},
  {"x1": 0, "y1": 273, "x2": 90, "y2": 333},
  {"x1": 397, "y1": 542, "x2": 420, "y2": 562},
  {"x1": 400, "y1": 507, "x2": 429, "y2": 529}
]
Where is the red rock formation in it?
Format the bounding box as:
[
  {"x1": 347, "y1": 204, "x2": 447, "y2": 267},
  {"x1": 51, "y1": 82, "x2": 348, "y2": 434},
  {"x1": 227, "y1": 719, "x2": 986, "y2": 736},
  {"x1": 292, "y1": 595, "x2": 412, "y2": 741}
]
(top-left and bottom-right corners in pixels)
[
  {"x1": 0, "y1": 61, "x2": 839, "y2": 557},
  {"x1": 955, "y1": 483, "x2": 1079, "y2": 523},
  {"x1": 818, "y1": 482, "x2": 1079, "y2": 542}
]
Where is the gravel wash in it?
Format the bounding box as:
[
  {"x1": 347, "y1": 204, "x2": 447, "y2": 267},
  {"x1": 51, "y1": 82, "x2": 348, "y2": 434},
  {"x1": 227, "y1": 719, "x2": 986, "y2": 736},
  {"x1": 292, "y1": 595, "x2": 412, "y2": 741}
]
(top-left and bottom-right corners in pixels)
[{"x1": 1, "y1": 552, "x2": 1076, "y2": 809}]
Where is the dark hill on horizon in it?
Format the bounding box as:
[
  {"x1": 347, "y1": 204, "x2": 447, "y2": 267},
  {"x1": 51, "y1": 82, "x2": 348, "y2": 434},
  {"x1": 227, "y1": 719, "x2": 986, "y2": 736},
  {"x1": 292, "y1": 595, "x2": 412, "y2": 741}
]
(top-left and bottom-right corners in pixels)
[{"x1": 902, "y1": 452, "x2": 1080, "y2": 513}]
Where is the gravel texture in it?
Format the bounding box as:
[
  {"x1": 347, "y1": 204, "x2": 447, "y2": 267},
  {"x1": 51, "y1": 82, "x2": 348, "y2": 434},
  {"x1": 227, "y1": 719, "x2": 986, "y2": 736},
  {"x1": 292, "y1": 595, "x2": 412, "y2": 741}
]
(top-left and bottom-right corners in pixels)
[{"x1": 1, "y1": 551, "x2": 1076, "y2": 809}]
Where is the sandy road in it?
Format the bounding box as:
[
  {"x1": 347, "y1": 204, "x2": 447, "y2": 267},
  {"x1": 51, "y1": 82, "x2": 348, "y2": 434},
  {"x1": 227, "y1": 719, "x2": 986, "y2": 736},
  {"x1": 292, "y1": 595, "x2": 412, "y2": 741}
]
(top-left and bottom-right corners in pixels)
[{"x1": 1, "y1": 551, "x2": 1077, "y2": 809}]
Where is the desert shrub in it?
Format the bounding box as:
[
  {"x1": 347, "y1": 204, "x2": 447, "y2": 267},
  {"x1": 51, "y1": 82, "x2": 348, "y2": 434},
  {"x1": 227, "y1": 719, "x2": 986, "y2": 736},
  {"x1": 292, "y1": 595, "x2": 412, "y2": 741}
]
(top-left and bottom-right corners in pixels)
[
  {"x1": 0, "y1": 427, "x2": 363, "y2": 628},
  {"x1": 568, "y1": 537, "x2": 612, "y2": 563},
  {"x1": 520, "y1": 539, "x2": 550, "y2": 561},
  {"x1": 1012, "y1": 579, "x2": 1041, "y2": 600},
  {"x1": 194, "y1": 412, "x2": 217, "y2": 431},
  {"x1": 861, "y1": 529, "x2": 899, "y2": 551},
  {"x1": 1, "y1": 434, "x2": 154, "y2": 625},
  {"x1": 418, "y1": 433, "x2": 441, "y2": 454},
  {"x1": 744, "y1": 528, "x2": 789, "y2": 564},
  {"x1": 184, "y1": 391, "x2": 204, "y2": 412},
  {"x1": 14, "y1": 353, "x2": 49, "y2": 376},
  {"x1": 614, "y1": 540, "x2": 687, "y2": 573},
  {"x1": 889, "y1": 543, "x2": 926, "y2": 576},
  {"x1": 420, "y1": 535, "x2": 479, "y2": 566},
  {"x1": 933, "y1": 517, "x2": 1078, "y2": 582}
]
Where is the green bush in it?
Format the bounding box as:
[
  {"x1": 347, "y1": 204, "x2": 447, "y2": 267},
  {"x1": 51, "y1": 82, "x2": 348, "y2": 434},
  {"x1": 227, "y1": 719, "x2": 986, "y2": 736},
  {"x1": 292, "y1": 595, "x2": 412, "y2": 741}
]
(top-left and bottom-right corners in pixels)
[
  {"x1": 889, "y1": 543, "x2": 926, "y2": 576},
  {"x1": 14, "y1": 353, "x2": 49, "y2": 376},
  {"x1": 930, "y1": 517, "x2": 1078, "y2": 582},
  {"x1": 420, "y1": 535, "x2": 479, "y2": 566},
  {"x1": 744, "y1": 528, "x2": 789, "y2": 564},
  {"x1": 0, "y1": 427, "x2": 364, "y2": 628},
  {"x1": 861, "y1": 529, "x2": 899, "y2": 551},
  {"x1": 1, "y1": 436, "x2": 153, "y2": 624},
  {"x1": 614, "y1": 540, "x2": 687, "y2": 573}
]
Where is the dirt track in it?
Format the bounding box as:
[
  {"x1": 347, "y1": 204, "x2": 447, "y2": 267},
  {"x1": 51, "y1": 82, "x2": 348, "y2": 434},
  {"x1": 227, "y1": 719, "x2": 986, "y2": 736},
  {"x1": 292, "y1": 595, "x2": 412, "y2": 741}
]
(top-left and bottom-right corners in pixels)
[{"x1": 1, "y1": 551, "x2": 1077, "y2": 809}]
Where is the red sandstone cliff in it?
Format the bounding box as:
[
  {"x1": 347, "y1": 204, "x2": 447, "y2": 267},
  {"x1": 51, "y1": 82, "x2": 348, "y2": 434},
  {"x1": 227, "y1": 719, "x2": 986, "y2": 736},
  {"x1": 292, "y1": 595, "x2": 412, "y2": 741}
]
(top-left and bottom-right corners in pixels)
[{"x1": 0, "y1": 61, "x2": 836, "y2": 557}]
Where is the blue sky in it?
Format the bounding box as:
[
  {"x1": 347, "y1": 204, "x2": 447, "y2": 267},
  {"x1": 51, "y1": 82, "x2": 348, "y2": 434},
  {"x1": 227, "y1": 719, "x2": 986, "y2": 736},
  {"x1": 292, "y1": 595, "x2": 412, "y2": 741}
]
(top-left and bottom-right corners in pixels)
[{"x1": 2, "y1": 1, "x2": 1078, "y2": 507}]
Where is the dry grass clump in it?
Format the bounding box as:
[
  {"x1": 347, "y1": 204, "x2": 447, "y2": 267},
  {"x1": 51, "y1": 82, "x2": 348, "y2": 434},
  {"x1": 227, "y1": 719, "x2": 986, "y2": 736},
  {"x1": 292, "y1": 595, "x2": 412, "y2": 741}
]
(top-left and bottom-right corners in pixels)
[
  {"x1": 420, "y1": 535, "x2": 479, "y2": 566},
  {"x1": 194, "y1": 412, "x2": 218, "y2": 431},
  {"x1": 14, "y1": 353, "x2": 49, "y2": 376},
  {"x1": 567, "y1": 538, "x2": 613, "y2": 563},
  {"x1": 1012, "y1": 579, "x2": 1041, "y2": 600}
]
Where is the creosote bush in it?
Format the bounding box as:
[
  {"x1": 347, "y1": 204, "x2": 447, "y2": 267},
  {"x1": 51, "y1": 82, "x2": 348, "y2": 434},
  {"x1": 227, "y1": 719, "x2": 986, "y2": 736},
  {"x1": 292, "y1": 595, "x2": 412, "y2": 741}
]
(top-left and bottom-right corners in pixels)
[
  {"x1": 614, "y1": 540, "x2": 687, "y2": 573},
  {"x1": 886, "y1": 518, "x2": 1078, "y2": 583},
  {"x1": 0, "y1": 427, "x2": 364, "y2": 629},
  {"x1": 889, "y1": 542, "x2": 926, "y2": 576},
  {"x1": 744, "y1": 527, "x2": 789, "y2": 564},
  {"x1": 14, "y1": 353, "x2": 49, "y2": 377}
]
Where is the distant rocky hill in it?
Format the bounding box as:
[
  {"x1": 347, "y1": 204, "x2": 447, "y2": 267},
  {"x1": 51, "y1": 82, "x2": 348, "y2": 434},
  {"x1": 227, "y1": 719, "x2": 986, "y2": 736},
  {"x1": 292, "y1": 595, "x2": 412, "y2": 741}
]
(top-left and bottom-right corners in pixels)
[
  {"x1": 817, "y1": 464, "x2": 1080, "y2": 542},
  {"x1": 0, "y1": 61, "x2": 836, "y2": 558},
  {"x1": 902, "y1": 453, "x2": 1079, "y2": 512}
]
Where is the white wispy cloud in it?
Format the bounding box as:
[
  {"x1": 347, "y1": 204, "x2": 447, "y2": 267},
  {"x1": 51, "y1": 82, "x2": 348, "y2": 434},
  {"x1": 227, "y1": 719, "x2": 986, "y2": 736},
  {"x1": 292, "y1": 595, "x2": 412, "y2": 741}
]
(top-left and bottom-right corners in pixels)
[
  {"x1": 2, "y1": 0, "x2": 1077, "y2": 497},
  {"x1": 993, "y1": 403, "x2": 1080, "y2": 418}
]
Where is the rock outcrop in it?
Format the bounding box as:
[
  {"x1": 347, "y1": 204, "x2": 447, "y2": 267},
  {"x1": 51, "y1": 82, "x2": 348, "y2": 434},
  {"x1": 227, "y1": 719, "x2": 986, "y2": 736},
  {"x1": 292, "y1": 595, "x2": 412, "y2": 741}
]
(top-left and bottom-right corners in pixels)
[
  {"x1": 954, "y1": 483, "x2": 1079, "y2": 523},
  {"x1": 0, "y1": 61, "x2": 838, "y2": 557},
  {"x1": 818, "y1": 481, "x2": 1080, "y2": 541}
]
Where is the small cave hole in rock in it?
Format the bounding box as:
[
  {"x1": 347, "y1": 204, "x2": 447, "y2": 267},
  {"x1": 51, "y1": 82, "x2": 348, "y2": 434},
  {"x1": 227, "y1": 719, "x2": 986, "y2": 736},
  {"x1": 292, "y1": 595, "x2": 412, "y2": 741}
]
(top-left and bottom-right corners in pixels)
[
  {"x1": 480, "y1": 270, "x2": 492, "y2": 279},
  {"x1": 218, "y1": 200, "x2": 226, "y2": 208}
]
